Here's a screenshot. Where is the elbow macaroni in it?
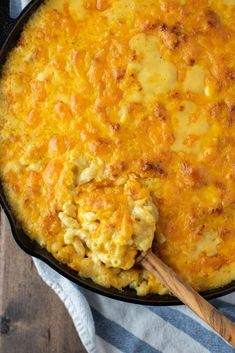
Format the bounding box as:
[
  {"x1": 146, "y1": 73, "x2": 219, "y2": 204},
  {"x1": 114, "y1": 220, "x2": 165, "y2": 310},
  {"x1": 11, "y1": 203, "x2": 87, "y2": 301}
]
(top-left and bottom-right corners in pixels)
[{"x1": 131, "y1": 199, "x2": 159, "y2": 251}]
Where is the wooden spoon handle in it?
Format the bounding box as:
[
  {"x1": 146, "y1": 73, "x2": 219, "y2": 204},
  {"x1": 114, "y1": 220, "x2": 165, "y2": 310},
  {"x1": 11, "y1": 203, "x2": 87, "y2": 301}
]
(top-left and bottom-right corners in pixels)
[{"x1": 141, "y1": 250, "x2": 235, "y2": 348}]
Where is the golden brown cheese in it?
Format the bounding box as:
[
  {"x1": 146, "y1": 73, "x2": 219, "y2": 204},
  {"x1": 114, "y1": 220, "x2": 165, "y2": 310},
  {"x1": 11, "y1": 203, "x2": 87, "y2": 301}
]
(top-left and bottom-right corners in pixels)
[{"x1": 1, "y1": 0, "x2": 235, "y2": 295}]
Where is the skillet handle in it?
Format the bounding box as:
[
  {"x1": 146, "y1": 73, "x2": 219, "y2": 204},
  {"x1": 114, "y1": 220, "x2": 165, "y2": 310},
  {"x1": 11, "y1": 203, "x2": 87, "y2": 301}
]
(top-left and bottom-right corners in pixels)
[{"x1": 0, "y1": 0, "x2": 16, "y2": 47}]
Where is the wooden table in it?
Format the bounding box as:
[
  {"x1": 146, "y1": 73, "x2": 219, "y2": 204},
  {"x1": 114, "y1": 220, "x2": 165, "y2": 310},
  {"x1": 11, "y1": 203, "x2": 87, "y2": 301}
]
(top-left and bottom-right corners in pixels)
[{"x1": 0, "y1": 208, "x2": 87, "y2": 353}]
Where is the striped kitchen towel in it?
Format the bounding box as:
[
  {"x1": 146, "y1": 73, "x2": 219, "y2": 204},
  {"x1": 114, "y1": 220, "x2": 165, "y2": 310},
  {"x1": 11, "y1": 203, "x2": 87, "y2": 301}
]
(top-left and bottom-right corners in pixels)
[
  {"x1": 34, "y1": 258, "x2": 235, "y2": 353},
  {"x1": 12, "y1": 0, "x2": 235, "y2": 352}
]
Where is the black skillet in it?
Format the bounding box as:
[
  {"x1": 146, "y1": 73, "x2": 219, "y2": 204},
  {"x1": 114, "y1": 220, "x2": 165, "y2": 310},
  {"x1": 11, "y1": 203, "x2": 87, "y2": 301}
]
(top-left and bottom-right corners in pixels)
[{"x1": 0, "y1": 0, "x2": 235, "y2": 305}]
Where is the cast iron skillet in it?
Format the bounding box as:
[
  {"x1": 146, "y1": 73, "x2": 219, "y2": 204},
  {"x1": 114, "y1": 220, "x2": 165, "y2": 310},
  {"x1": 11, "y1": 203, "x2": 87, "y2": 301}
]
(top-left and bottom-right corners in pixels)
[{"x1": 0, "y1": 0, "x2": 235, "y2": 305}]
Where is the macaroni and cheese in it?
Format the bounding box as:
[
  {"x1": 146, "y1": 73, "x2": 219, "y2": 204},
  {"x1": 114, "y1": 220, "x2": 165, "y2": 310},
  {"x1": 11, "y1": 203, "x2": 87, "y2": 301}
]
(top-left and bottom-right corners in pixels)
[{"x1": 1, "y1": 0, "x2": 235, "y2": 295}]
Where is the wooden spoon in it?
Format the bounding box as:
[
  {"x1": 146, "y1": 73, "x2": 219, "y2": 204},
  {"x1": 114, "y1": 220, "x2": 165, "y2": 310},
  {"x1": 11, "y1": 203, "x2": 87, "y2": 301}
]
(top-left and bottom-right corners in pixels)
[{"x1": 138, "y1": 249, "x2": 235, "y2": 348}]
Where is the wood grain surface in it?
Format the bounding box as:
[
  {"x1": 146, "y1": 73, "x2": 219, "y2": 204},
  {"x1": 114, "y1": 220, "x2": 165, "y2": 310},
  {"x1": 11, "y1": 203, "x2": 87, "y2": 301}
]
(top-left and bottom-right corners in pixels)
[{"x1": 0, "y1": 207, "x2": 87, "y2": 353}]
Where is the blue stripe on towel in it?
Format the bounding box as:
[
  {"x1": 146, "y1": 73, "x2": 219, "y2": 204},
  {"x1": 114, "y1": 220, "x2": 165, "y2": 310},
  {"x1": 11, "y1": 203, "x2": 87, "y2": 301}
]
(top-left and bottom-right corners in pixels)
[
  {"x1": 91, "y1": 307, "x2": 161, "y2": 353},
  {"x1": 212, "y1": 300, "x2": 235, "y2": 322},
  {"x1": 10, "y1": 0, "x2": 23, "y2": 18},
  {"x1": 212, "y1": 299, "x2": 235, "y2": 310},
  {"x1": 148, "y1": 306, "x2": 234, "y2": 353}
]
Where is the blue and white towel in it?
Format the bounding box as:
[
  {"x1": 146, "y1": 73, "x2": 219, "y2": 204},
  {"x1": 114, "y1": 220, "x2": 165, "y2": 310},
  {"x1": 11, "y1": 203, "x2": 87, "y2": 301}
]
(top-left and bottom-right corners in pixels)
[
  {"x1": 33, "y1": 258, "x2": 235, "y2": 353},
  {"x1": 34, "y1": 258, "x2": 235, "y2": 353},
  {"x1": 11, "y1": 1, "x2": 235, "y2": 352}
]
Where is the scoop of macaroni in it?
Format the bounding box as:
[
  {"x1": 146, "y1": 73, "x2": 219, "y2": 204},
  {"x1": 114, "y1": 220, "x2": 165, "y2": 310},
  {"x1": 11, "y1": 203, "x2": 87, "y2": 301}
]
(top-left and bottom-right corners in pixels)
[{"x1": 59, "y1": 177, "x2": 158, "y2": 269}]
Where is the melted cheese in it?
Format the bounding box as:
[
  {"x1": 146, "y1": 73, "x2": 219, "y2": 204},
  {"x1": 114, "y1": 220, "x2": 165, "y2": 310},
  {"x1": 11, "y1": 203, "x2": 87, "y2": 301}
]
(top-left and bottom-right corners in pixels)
[
  {"x1": 222, "y1": 0, "x2": 235, "y2": 5},
  {"x1": 105, "y1": 0, "x2": 136, "y2": 21},
  {"x1": 195, "y1": 230, "x2": 222, "y2": 257},
  {"x1": 183, "y1": 66, "x2": 206, "y2": 94},
  {"x1": 127, "y1": 34, "x2": 177, "y2": 103},
  {"x1": 46, "y1": 0, "x2": 87, "y2": 18},
  {"x1": 171, "y1": 101, "x2": 209, "y2": 155},
  {"x1": 105, "y1": 0, "x2": 156, "y2": 22}
]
